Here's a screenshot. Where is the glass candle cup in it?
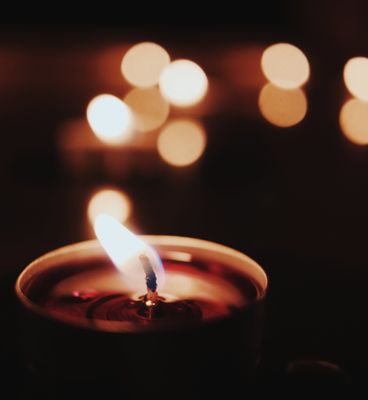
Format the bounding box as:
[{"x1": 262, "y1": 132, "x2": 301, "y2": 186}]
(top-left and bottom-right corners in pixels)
[{"x1": 16, "y1": 236, "x2": 267, "y2": 398}]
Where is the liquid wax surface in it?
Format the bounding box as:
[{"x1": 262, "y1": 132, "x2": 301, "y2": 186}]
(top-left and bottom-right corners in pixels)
[{"x1": 23, "y1": 256, "x2": 260, "y2": 331}]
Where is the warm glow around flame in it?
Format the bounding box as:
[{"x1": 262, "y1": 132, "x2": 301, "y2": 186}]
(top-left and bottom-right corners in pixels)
[
  {"x1": 86, "y1": 94, "x2": 133, "y2": 144},
  {"x1": 94, "y1": 214, "x2": 164, "y2": 292}
]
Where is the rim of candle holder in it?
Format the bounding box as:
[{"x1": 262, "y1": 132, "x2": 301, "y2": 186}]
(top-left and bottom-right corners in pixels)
[{"x1": 15, "y1": 236, "x2": 268, "y2": 333}]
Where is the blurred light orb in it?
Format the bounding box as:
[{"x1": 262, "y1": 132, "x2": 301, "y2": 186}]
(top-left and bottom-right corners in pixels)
[
  {"x1": 87, "y1": 188, "x2": 132, "y2": 226},
  {"x1": 124, "y1": 87, "x2": 170, "y2": 132},
  {"x1": 158, "y1": 119, "x2": 206, "y2": 167},
  {"x1": 261, "y1": 43, "x2": 310, "y2": 89},
  {"x1": 121, "y1": 42, "x2": 170, "y2": 88},
  {"x1": 259, "y1": 83, "x2": 307, "y2": 127},
  {"x1": 343, "y1": 57, "x2": 368, "y2": 101},
  {"x1": 159, "y1": 59, "x2": 208, "y2": 107},
  {"x1": 86, "y1": 94, "x2": 132, "y2": 144},
  {"x1": 340, "y1": 98, "x2": 368, "y2": 145}
]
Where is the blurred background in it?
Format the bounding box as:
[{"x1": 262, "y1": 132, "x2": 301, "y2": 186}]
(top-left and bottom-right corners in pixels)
[{"x1": 2, "y1": 0, "x2": 368, "y2": 385}]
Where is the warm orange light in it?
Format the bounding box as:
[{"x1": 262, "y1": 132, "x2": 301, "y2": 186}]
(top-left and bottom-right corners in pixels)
[
  {"x1": 121, "y1": 42, "x2": 170, "y2": 88},
  {"x1": 124, "y1": 87, "x2": 170, "y2": 132},
  {"x1": 87, "y1": 188, "x2": 132, "y2": 226},
  {"x1": 258, "y1": 83, "x2": 307, "y2": 127},
  {"x1": 261, "y1": 43, "x2": 310, "y2": 89},
  {"x1": 86, "y1": 94, "x2": 132, "y2": 144},
  {"x1": 343, "y1": 57, "x2": 368, "y2": 101},
  {"x1": 94, "y1": 214, "x2": 164, "y2": 292},
  {"x1": 157, "y1": 119, "x2": 206, "y2": 167},
  {"x1": 340, "y1": 98, "x2": 368, "y2": 145},
  {"x1": 159, "y1": 59, "x2": 208, "y2": 107}
]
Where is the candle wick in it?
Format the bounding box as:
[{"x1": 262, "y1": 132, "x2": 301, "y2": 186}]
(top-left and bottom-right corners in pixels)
[{"x1": 139, "y1": 254, "x2": 158, "y2": 307}]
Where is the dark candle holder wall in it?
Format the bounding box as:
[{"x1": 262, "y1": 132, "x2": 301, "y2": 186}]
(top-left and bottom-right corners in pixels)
[{"x1": 16, "y1": 238, "x2": 267, "y2": 398}]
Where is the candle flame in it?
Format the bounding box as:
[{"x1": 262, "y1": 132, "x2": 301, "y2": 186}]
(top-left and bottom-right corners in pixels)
[{"x1": 94, "y1": 214, "x2": 164, "y2": 292}]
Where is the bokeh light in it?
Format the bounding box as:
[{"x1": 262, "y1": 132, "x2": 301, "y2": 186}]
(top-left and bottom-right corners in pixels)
[
  {"x1": 87, "y1": 188, "x2": 132, "y2": 226},
  {"x1": 124, "y1": 87, "x2": 170, "y2": 132},
  {"x1": 259, "y1": 83, "x2": 307, "y2": 127},
  {"x1": 121, "y1": 42, "x2": 170, "y2": 88},
  {"x1": 86, "y1": 94, "x2": 132, "y2": 144},
  {"x1": 340, "y1": 98, "x2": 368, "y2": 145},
  {"x1": 261, "y1": 43, "x2": 310, "y2": 89},
  {"x1": 157, "y1": 119, "x2": 206, "y2": 167},
  {"x1": 343, "y1": 57, "x2": 368, "y2": 101},
  {"x1": 159, "y1": 59, "x2": 208, "y2": 107}
]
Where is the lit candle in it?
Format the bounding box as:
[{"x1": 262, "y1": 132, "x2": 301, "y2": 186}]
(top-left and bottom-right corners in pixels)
[{"x1": 16, "y1": 216, "x2": 267, "y2": 396}]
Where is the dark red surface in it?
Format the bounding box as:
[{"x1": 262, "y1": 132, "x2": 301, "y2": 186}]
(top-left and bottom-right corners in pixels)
[
  {"x1": 23, "y1": 258, "x2": 259, "y2": 330},
  {"x1": 2, "y1": 5, "x2": 368, "y2": 392}
]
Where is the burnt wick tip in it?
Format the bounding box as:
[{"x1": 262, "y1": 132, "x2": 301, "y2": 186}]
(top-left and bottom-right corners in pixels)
[{"x1": 139, "y1": 254, "x2": 158, "y2": 294}]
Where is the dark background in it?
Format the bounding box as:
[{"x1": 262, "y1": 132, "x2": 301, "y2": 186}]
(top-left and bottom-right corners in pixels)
[{"x1": 2, "y1": 0, "x2": 368, "y2": 389}]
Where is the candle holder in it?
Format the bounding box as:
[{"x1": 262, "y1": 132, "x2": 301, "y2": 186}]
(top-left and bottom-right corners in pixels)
[{"x1": 16, "y1": 236, "x2": 267, "y2": 398}]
